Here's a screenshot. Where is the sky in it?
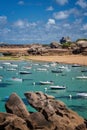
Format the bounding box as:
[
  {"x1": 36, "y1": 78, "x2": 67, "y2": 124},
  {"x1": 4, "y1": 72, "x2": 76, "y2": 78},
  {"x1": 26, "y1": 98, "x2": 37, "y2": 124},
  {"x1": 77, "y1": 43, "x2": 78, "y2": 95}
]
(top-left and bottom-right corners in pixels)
[{"x1": 0, "y1": 0, "x2": 87, "y2": 44}]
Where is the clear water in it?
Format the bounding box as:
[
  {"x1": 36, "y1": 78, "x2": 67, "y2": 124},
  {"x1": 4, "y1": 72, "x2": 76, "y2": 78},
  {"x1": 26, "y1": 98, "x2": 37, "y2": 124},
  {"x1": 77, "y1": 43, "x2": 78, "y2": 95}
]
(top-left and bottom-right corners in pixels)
[{"x1": 0, "y1": 60, "x2": 87, "y2": 119}]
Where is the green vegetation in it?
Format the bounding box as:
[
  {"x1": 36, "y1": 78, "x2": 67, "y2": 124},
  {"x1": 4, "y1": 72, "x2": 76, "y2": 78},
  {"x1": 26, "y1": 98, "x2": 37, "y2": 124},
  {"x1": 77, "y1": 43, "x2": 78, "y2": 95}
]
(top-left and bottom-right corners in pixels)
[{"x1": 62, "y1": 42, "x2": 71, "y2": 48}]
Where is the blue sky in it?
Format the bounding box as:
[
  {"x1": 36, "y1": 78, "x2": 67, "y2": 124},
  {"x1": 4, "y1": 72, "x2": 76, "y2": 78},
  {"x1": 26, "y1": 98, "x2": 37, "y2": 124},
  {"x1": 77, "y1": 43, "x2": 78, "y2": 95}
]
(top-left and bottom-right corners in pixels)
[{"x1": 0, "y1": 0, "x2": 87, "y2": 44}]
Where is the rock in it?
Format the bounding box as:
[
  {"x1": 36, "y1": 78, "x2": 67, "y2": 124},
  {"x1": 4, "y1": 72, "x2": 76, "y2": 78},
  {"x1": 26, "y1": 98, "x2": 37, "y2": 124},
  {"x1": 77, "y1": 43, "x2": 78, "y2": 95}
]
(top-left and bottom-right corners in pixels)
[
  {"x1": 50, "y1": 42, "x2": 61, "y2": 48},
  {"x1": 76, "y1": 40, "x2": 87, "y2": 48},
  {"x1": 27, "y1": 44, "x2": 48, "y2": 55},
  {"x1": 5, "y1": 93, "x2": 30, "y2": 119},
  {"x1": 0, "y1": 112, "x2": 29, "y2": 130},
  {"x1": 25, "y1": 91, "x2": 87, "y2": 130}
]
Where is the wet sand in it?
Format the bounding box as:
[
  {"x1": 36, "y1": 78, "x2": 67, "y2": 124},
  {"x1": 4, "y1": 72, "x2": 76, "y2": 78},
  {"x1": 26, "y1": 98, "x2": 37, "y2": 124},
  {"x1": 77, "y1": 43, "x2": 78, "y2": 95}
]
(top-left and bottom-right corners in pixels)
[{"x1": 28, "y1": 55, "x2": 87, "y2": 66}]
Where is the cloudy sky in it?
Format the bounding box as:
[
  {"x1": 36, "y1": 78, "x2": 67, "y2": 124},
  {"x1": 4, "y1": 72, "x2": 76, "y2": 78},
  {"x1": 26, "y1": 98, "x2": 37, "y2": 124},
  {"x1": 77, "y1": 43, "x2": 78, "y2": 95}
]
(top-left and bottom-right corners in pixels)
[{"x1": 0, "y1": 0, "x2": 87, "y2": 44}]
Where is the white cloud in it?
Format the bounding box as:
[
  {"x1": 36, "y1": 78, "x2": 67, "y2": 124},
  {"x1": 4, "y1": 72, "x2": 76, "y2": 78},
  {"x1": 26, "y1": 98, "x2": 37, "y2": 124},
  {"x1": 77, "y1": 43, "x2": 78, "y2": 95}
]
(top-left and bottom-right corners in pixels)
[
  {"x1": 46, "y1": 6, "x2": 54, "y2": 11},
  {"x1": 18, "y1": 1, "x2": 25, "y2": 5},
  {"x1": 47, "y1": 19, "x2": 55, "y2": 25},
  {"x1": 13, "y1": 19, "x2": 37, "y2": 29},
  {"x1": 56, "y1": 0, "x2": 68, "y2": 5},
  {"x1": 76, "y1": 0, "x2": 87, "y2": 8},
  {"x1": 53, "y1": 11, "x2": 69, "y2": 20},
  {"x1": 0, "y1": 16, "x2": 7, "y2": 25},
  {"x1": 84, "y1": 12, "x2": 87, "y2": 16},
  {"x1": 13, "y1": 20, "x2": 25, "y2": 28},
  {"x1": 63, "y1": 23, "x2": 70, "y2": 27},
  {"x1": 81, "y1": 24, "x2": 87, "y2": 30}
]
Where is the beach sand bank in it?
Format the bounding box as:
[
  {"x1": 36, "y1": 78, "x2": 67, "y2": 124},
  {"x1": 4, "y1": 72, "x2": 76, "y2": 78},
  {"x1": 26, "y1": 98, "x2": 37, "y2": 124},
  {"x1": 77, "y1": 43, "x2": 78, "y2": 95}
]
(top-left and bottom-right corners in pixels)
[{"x1": 28, "y1": 55, "x2": 87, "y2": 66}]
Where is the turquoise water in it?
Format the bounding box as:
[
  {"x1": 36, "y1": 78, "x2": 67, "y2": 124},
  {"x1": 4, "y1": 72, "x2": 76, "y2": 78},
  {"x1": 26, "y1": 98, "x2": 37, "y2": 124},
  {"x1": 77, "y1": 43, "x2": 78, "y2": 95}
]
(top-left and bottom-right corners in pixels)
[{"x1": 0, "y1": 60, "x2": 87, "y2": 119}]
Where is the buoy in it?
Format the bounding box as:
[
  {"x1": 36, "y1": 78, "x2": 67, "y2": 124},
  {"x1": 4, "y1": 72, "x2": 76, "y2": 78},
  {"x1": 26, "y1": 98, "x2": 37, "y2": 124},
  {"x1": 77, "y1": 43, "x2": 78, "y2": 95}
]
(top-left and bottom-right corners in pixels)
[
  {"x1": 33, "y1": 82, "x2": 35, "y2": 85},
  {"x1": 44, "y1": 87, "x2": 47, "y2": 92},
  {"x1": 69, "y1": 94, "x2": 72, "y2": 99}
]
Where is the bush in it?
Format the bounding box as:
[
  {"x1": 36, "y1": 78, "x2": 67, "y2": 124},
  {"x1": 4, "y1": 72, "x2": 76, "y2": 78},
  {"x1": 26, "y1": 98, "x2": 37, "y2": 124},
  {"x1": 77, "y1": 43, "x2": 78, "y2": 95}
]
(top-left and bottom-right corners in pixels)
[{"x1": 62, "y1": 42, "x2": 71, "y2": 48}]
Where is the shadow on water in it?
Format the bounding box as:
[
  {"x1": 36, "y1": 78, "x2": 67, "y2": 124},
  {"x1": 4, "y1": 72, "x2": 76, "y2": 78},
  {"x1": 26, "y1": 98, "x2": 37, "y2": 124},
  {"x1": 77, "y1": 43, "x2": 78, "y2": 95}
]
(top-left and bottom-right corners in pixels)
[
  {"x1": 0, "y1": 83, "x2": 12, "y2": 88},
  {"x1": 69, "y1": 105, "x2": 87, "y2": 112},
  {"x1": 23, "y1": 78, "x2": 33, "y2": 81},
  {"x1": 55, "y1": 95, "x2": 87, "y2": 100},
  {"x1": 67, "y1": 90, "x2": 87, "y2": 93},
  {"x1": 22, "y1": 98, "x2": 29, "y2": 105}
]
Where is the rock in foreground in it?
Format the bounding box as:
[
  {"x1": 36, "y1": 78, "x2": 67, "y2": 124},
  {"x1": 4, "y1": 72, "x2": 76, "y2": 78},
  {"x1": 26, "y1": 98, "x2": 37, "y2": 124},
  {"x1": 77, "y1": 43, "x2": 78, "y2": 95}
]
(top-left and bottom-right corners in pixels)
[{"x1": 0, "y1": 91, "x2": 87, "y2": 130}]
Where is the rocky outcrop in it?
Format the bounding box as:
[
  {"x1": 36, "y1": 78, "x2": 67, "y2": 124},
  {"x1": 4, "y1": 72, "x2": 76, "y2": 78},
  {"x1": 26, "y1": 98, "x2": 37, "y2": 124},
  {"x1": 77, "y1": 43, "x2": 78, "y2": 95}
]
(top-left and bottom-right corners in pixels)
[
  {"x1": 0, "y1": 112, "x2": 29, "y2": 130},
  {"x1": 72, "y1": 40, "x2": 87, "y2": 55},
  {"x1": 25, "y1": 91, "x2": 87, "y2": 130},
  {"x1": 50, "y1": 42, "x2": 61, "y2": 48},
  {"x1": 27, "y1": 44, "x2": 48, "y2": 55},
  {"x1": 0, "y1": 92, "x2": 87, "y2": 130}
]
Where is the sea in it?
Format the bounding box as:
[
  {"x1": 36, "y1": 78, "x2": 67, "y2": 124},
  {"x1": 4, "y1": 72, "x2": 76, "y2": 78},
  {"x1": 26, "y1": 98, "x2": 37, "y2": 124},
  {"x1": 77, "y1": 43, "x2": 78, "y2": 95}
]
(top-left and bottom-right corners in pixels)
[{"x1": 0, "y1": 60, "x2": 87, "y2": 119}]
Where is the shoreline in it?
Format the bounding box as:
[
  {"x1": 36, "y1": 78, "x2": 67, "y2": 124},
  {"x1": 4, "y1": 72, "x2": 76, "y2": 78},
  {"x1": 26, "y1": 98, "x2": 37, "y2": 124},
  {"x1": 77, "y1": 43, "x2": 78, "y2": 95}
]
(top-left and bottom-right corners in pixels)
[
  {"x1": 0, "y1": 55, "x2": 87, "y2": 66},
  {"x1": 28, "y1": 55, "x2": 87, "y2": 66}
]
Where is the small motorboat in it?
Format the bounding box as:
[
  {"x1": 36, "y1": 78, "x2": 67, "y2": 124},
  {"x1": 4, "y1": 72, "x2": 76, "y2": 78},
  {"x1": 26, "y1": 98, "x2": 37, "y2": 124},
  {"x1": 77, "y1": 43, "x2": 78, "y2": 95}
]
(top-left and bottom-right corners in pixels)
[
  {"x1": 10, "y1": 77, "x2": 23, "y2": 82},
  {"x1": 39, "y1": 81, "x2": 54, "y2": 85},
  {"x1": 81, "y1": 70, "x2": 87, "y2": 72},
  {"x1": 77, "y1": 93, "x2": 87, "y2": 98},
  {"x1": 51, "y1": 70, "x2": 63, "y2": 73},
  {"x1": 37, "y1": 68, "x2": 47, "y2": 71},
  {"x1": 72, "y1": 64, "x2": 81, "y2": 67},
  {"x1": 76, "y1": 75, "x2": 87, "y2": 79},
  {"x1": 19, "y1": 71, "x2": 32, "y2": 74},
  {"x1": 49, "y1": 85, "x2": 66, "y2": 89}
]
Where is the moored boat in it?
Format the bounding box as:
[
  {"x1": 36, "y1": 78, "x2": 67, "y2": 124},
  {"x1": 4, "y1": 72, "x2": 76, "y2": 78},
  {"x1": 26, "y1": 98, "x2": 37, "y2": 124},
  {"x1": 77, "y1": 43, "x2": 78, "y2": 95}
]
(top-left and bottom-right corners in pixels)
[
  {"x1": 51, "y1": 70, "x2": 63, "y2": 73},
  {"x1": 76, "y1": 75, "x2": 87, "y2": 79},
  {"x1": 49, "y1": 85, "x2": 66, "y2": 89},
  {"x1": 19, "y1": 71, "x2": 32, "y2": 74},
  {"x1": 76, "y1": 93, "x2": 87, "y2": 98},
  {"x1": 10, "y1": 77, "x2": 23, "y2": 82},
  {"x1": 39, "y1": 81, "x2": 54, "y2": 85}
]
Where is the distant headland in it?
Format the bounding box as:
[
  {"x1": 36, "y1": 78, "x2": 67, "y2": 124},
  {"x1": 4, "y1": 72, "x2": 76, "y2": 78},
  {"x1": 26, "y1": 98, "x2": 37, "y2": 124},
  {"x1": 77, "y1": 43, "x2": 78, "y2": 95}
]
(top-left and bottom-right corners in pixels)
[{"x1": 0, "y1": 37, "x2": 87, "y2": 65}]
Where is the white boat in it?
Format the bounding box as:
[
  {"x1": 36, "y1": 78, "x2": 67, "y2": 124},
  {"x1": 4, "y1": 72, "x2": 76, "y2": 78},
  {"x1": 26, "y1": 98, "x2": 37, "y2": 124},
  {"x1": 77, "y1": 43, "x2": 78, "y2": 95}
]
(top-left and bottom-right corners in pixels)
[
  {"x1": 7, "y1": 68, "x2": 17, "y2": 71},
  {"x1": 9, "y1": 64, "x2": 18, "y2": 68},
  {"x1": 77, "y1": 93, "x2": 87, "y2": 98},
  {"x1": 10, "y1": 77, "x2": 23, "y2": 82},
  {"x1": 3, "y1": 62, "x2": 11, "y2": 65},
  {"x1": 49, "y1": 85, "x2": 66, "y2": 89},
  {"x1": 39, "y1": 81, "x2": 54, "y2": 85},
  {"x1": 37, "y1": 68, "x2": 47, "y2": 71},
  {"x1": 58, "y1": 66, "x2": 68, "y2": 69},
  {"x1": 0, "y1": 66, "x2": 3, "y2": 69},
  {"x1": 23, "y1": 66, "x2": 32, "y2": 70},
  {"x1": 76, "y1": 75, "x2": 87, "y2": 79}
]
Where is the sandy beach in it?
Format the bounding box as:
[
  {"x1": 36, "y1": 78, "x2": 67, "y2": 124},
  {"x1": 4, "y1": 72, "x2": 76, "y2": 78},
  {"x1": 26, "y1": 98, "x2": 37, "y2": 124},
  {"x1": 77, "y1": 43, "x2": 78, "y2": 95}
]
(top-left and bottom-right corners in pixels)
[{"x1": 28, "y1": 55, "x2": 87, "y2": 66}]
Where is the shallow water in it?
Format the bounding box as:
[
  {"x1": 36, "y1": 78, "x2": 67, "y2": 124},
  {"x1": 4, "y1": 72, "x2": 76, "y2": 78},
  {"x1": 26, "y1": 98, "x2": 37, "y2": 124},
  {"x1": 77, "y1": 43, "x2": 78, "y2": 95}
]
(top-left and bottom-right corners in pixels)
[{"x1": 0, "y1": 60, "x2": 87, "y2": 119}]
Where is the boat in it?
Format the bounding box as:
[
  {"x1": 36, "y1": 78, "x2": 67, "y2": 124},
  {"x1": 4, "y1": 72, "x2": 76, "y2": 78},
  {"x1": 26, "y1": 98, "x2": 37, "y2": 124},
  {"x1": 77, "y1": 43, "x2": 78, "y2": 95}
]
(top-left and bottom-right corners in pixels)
[
  {"x1": 7, "y1": 68, "x2": 17, "y2": 71},
  {"x1": 72, "y1": 64, "x2": 81, "y2": 67},
  {"x1": 76, "y1": 75, "x2": 87, "y2": 79},
  {"x1": 37, "y1": 68, "x2": 47, "y2": 71},
  {"x1": 51, "y1": 70, "x2": 63, "y2": 73},
  {"x1": 49, "y1": 85, "x2": 66, "y2": 89},
  {"x1": 19, "y1": 71, "x2": 32, "y2": 74},
  {"x1": 39, "y1": 81, "x2": 54, "y2": 85},
  {"x1": 76, "y1": 93, "x2": 87, "y2": 98},
  {"x1": 23, "y1": 66, "x2": 32, "y2": 70},
  {"x1": 2, "y1": 62, "x2": 11, "y2": 65},
  {"x1": 81, "y1": 70, "x2": 87, "y2": 72},
  {"x1": 10, "y1": 77, "x2": 23, "y2": 82}
]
